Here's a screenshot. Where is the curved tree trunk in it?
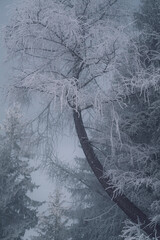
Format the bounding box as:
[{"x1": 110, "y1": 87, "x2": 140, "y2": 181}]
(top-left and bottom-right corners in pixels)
[{"x1": 73, "y1": 109, "x2": 160, "y2": 239}]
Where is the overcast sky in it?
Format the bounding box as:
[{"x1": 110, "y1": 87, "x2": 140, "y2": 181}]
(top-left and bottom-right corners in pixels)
[{"x1": 0, "y1": 0, "x2": 11, "y2": 120}]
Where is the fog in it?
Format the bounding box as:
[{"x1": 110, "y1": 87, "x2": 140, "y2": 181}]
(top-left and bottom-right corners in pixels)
[{"x1": 0, "y1": 0, "x2": 140, "y2": 239}]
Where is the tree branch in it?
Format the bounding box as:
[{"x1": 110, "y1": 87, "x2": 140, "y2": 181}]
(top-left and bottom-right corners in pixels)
[{"x1": 73, "y1": 108, "x2": 160, "y2": 239}]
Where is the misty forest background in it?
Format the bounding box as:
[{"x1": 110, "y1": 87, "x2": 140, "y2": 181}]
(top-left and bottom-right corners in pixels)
[{"x1": 1, "y1": 0, "x2": 160, "y2": 239}]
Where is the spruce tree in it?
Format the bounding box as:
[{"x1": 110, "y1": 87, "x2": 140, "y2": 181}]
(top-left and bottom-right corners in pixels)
[
  {"x1": 0, "y1": 106, "x2": 41, "y2": 239},
  {"x1": 32, "y1": 188, "x2": 69, "y2": 240},
  {"x1": 67, "y1": 157, "x2": 125, "y2": 240}
]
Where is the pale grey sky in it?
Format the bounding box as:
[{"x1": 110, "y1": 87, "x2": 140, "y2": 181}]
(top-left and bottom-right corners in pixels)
[{"x1": 0, "y1": 0, "x2": 12, "y2": 120}]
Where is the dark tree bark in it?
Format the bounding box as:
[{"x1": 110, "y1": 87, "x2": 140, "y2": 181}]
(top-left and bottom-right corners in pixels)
[{"x1": 73, "y1": 109, "x2": 160, "y2": 239}]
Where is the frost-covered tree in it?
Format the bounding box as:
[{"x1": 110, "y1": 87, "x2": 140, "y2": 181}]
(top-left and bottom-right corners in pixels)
[
  {"x1": 4, "y1": 0, "x2": 160, "y2": 238},
  {"x1": 134, "y1": 0, "x2": 160, "y2": 68},
  {"x1": 94, "y1": 0, "x2": 160, "y2": 239},
  {"x1": 66, "y1": 157, "x2": 125, "y2": 240},
  {"x1": 38, "y1": 156, "x2": 125, "y2": 240},
  {"x1": 32, "y1": 189, "x2": 69, "y2": 240},
  {"x1": 0, "y1": 106, "x2": 41, "y2": 239}
]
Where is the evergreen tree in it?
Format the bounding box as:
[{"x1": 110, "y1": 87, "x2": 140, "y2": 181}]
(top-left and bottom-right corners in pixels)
[
  {"x1": 67, "y1": 157, "x2": 125, "y2": 240},
  {"x1": 0, "y1": 106, "x2": 41, "y2": 240},
  {"x1": 134, "y1": 0, "x2": 160, "y2": 68},
  {"x1": 32, "y1": 188, "x2": 69, "y2": 240},
  {"x1": 97, "y1": 0, "x2": 160, "y2": 238}
]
